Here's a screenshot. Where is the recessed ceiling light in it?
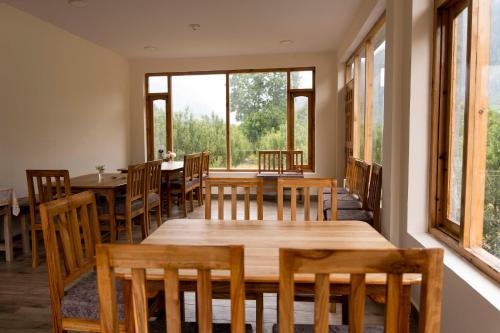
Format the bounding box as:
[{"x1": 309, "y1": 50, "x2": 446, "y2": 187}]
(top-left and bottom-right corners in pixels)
[
  {"x1": 189, "y1": 24, "x2": 201, "y2": 31},
  {"x1": 280, "y1": 40, "x2": 294, "y2": 45},
  {"x1": 144, "y1": 46, "x2": 158, "y2": 51},
  {"x1": 68, "y1": 0, "x2": 88, "y2": 8}
]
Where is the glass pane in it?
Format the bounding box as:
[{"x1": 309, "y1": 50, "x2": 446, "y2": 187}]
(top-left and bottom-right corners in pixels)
[
  {"x1": 482, "y1": 0, "x2": 500, "y2": 258},
  {"x1": 294, "y1": 96, "x2": 309, "y2": 164},
  {"x1": 359, "y1": 49, "x2": 366, "y2": 159},
  {"x1": 372, "y1": 26, "x2": 385, "y2": 165},
  {"x1": 172, "y1": 74, "x2": 226, "y2": 168},
  {"x1": 291, "y1": 70, "x2": 313, "y2": 89},
  {"x1": 229, "y1": 72, "x2": 287, "y2": 169},
  {"x1": 148, "y1": 76, "x2": 168, "y2": 93},
  {"x1": 152, "y1": 99, "x2": 167, "y2": 157},
  {"x1": 447, "y1": 9, "x2": 468, "y2": 224}
]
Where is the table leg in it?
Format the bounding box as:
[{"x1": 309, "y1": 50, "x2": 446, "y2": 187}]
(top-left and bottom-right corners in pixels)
[
  {"x1": 3, "y1": 210, "x2": 13, "y2": 262},
  {"x1": 105, "y1": 190, "x2": 116, "y2": 242},
  {"x1": 398, "y1": 285, "x2": 412, "y2": 333},
  {"x1": 20, "y1": 213, "x2": 30, "y2": 254}
]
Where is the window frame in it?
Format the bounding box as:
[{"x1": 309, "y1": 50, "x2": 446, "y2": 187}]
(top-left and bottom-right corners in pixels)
[
  {"x1": 144, "y1": 67, "x2": 316, "y2": 171},
  {"x1": 345, "y1": 14, "x2": 386, "y2": 164},
  {"x1": 430, "y1": 0, "x2": 500, "y2": 282}
]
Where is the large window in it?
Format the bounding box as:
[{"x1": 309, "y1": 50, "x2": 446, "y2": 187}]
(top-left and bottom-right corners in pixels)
[
  {"x1": 345, "y1": 15, "x2": 386, "y2": 165},
  {"x1": 431, "y1": 0, "x2": 499, "y2": 281},
  {"x1": 145, "y1": 68, "x2": 315, "y2": 171}
]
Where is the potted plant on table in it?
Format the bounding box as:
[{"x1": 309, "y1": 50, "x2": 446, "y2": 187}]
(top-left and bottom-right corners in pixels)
[
  {"x1": 165, "y1": 151, "x2": 176, "y2": 162},
  {"x1": 96, "y1": 165, "x2": 105, "y2": 182}
]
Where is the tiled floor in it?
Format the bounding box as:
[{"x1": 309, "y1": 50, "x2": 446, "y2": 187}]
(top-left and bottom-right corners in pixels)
[{"x1": 0, "y1": 198, "x2": 410, "y2": 333}]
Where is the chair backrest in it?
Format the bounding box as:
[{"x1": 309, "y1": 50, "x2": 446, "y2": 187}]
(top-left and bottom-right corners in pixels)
[
  {"x1": 96, "y1": 244, "x2": 246, "y2": 333},
  {"x1": 201, "y1": 151, "x2": 210, "y2": 178},
  {"x1": 280, "y1": 150, "x2": 304, "y2": 174},
  {"x1": 184, "y1": 153, "x2": 202, "y2": 182},
  {"x1": 126, "y1": 163, "x2": 148, "y2": 203},
  {"x1": 279, "y1": 248, "x2": 444, "y2": 333},
  {"x1": 40, "y1": 191, "x2": 101, "y2": 318},
  {"x1": 204, "y1": 178, "x2": 264, "y2": 220},
  {"x1": 352, "y1": 160, "x2": 370, "y2": 205},
  {"x1": 146, "y1": 160, "x2": 162, "y2": 195},
  {"x1": 258, "y1": 150, "x2": 281, "y2": 174},
  {"x1": 26, "y1": 169, "x2": 71, "y2": 227},
  {"x1": 366, "y1": 164, "x2": 382, "y2": 231},
  {"x1": 345, "y1": 157, "x2": 356, "y2": 191},
  {"x1": 277, "y1": 178, "x2": 337, "y2": 221}
]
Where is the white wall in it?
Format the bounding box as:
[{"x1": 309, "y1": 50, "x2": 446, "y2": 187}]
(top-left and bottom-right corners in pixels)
[
  {"x1": 0, "y1": 4, "x2": 130, "y2": 196},
  {"x1": 129, "y1": 52, "x2": 339, "y2": 179}
]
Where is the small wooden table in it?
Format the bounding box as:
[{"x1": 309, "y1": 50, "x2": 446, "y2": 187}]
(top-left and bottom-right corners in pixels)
[
  {"x1": 71, "y1": 173, "x2": 127, "y2": 241},
  {"x1": 116, "y1": 219, "x2": 419, "y2": 332}
]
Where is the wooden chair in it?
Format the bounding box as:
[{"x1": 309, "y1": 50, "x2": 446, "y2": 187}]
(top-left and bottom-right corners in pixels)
[
  {"x1": 96, "y1": 244, "x2": 246, "y2": 333},
  {"x1": 280, "y1": 150, "x2": 304, "y2": 175},
  {"x1": 26, "y1": 169, "x2": 71, "y2": 268},
  {"x1": 200, "y1": 151, "x2": 210, "y2": 204},
  {"x1": 337, "y1": 164, "x2": 383, "y2": 231},
  {"x1": 39, "y1": 191, "x2": 121, "y2": 333},
  {"x1": 169, "y1": 153, "x2": 202, "y2": 217},
  {"x1": 336, "y1": 159, "x2": 370, "y2": 211},
  {"x1": 145, "y1": 160, "x2": 162, "y2": 235},
  {"x1": 204, "y1": 178, "x2": 263, "y2": 220},
  {"x1": 115, "y1": 163, "x2": 147, "y2": 243},
  {"x1": 277, "y1": 178, "x2": 337, "y2": 221},
  {"x1": 279, "y1": 248, "x2": 444, "y2": 333},
  {"x1": 258, "y1": 150, "x2": 282, "y2": 174}
]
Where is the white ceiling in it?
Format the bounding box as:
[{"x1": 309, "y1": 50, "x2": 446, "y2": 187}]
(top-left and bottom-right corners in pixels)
[{"x1": 4, "y1": 0, "x2": 364, "y2": 59}]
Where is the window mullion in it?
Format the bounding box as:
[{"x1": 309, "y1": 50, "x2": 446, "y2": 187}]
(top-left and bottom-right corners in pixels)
[{"x1": 364, "y1": 39, "x2": 374, "y2": 163}]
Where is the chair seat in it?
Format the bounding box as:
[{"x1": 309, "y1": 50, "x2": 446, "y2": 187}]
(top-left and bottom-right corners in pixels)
[
  {"x1": 149, "y1": 321, "x2": 253, "y2": 333},
  {"x1": 338, "y1": 193, "x2": 357, "y2": 201},
  {"x1": 323, "y1": 187, "x2": 348, "y2": 195},
  {"x1": 272, "y1": 324, "x2": 383, "y2": 333},
  {"x1": 323, "y1": 195, "x2": 363, "y2": 210},
  {"x1": 98, "y1": 197, "x2": 144, "y2": 215},
  {"x1": 170, "y1": 178, "x2": 200, "y2": 190},
  {"x1": 61, "y1": 272, "x2": 125, "y2": 321},
  {"x1": 148, "y1": 192, "x2": 160, "y2": 205},
  {"x1": 336, "y1": 209, "x2": 373, "y2": 223}
]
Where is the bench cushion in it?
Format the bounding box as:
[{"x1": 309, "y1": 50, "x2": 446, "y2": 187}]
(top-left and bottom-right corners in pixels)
[
  {"x1": 61, "y1": 272, "x2": 125, "y2": 321},
  {"x1": 272, "y1": 324, "x2": 383, "y2": 333}
]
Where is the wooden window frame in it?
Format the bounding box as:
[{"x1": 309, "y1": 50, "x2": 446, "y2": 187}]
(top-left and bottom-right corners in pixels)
[
  {"x1": 144, "y1": 67, "x2": 316, "y2": 172},
  {"x1": 345, "y1": 14, "x2": 386, "y2": 164},
  {"x1": 430, "y1": 0, "x2": 500, "y2": 282}
]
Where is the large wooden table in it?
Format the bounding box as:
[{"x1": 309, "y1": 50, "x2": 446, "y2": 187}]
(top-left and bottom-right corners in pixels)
[
  {"x1": 71, "y1": 173, "x2": 127, "y2": 241},
  {"x1": 117, "y1": 219, "x2": 419, "y2": 332}
]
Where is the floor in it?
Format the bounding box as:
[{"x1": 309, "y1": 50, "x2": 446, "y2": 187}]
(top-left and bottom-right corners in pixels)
[{"x1": 0, "y1": 198, "x2": 414, "y2": 333}]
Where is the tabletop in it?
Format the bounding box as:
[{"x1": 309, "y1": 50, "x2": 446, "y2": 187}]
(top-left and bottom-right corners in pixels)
[
  {"x1": 118, "y1": 161, "x2": 184, "y2": 173},
  {"x1": 70, "y1": 173, "x2": 127, "y2": 189},
  {"x1": 129, "y1": 219, "x2": 420, "y2": 285}
]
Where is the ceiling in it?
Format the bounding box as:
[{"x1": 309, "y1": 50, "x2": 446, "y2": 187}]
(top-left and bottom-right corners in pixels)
[{"x1": 4, "y1": 0, "x2": 364, "y2": 59}]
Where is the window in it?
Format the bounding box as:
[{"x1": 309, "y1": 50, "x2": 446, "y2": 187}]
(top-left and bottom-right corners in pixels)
[
  {"x1": 345, "y1": 15, "x2": 386, "y2": 165},
  {"x1": 145, "y1": 68, "x2": 315, "y2": 171},
  {"x1": 431, "y1": 0, "x2": 500, "y2": 281}
]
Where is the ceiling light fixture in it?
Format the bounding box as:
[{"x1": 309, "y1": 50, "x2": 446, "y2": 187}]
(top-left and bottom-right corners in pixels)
[
  {"x1": 280, "y1": 40, "x2": 294, "y2": 45},
  {"x1": 68, "y1": 0, "x2": 88, "y2": 8},
  {"x1": 189, "y1": 24, "x2": 201, "y2": 31},
  {"x1": 144, "y1": 46, "x2": 158, "y2": 51}
]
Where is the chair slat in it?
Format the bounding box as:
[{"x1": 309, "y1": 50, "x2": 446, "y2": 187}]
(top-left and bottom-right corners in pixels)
[
  {"x1": 317, "y1": 190, "x2": 324, "y2": 221},
  {"x1": 314, "y1": 274, "x2": 330, "y2": 333},
  {"x1": 290, "y1": 187, "x2": 297, "y2": 221},
  {"x1": 244, "y1": 187, "x2": 250, "y2": 220},
  {"x1": 197, "y1": 269, "x2": 213, "y2": 333},
  {"x1": 231, "y1": 186, "x2": 237, "y2": 220},
  {"x1": 385, "y1": 273, "x2": 402, "y2": 333},
  {"x1": 131, "y1": 268, "x2": 148, "y2": 333},
  {"x1": 165, "y1": 269, "x2": 181, "y2": 333},
  {"x1": 218, "y1": 186, "x2": 224, "y2": 220},
  {"x1": 303, "y1": 187, "x2": 310, "y2": 221},
  {"x1": 349, "y1": 274, "x2": 366, "y2": 333}
]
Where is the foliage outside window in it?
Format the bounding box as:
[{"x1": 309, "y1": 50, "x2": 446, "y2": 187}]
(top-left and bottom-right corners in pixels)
[
  {"x1": 145, "y1": 68, "x2": 315, "y2": 171},
  {"x1": 431, "y1": 0, "x2": 499, "y2": 282},
  {"x1": 345, "y1": 16, "x2": 386, "y2": 165}
]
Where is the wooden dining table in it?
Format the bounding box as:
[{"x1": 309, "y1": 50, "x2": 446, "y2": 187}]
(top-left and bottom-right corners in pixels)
[
  {"x1": 115, "y1": 219, "x2": 420, "y2": 332},
  {"x1": 71, "y1": 173, "x2": 127, "y2": 241}
]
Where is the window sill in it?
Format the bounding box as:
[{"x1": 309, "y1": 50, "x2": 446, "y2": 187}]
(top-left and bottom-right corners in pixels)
[{"x1": 408, "y1": 231, "x2": 500, "y2": 310}]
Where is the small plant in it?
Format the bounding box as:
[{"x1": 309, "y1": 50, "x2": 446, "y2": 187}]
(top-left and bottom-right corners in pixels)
[
  {"x1": 95, "y1": 165, "x2": 105, "y2": 174},
  {"x1": 166, "y1": 151, "x2": 176, "y2": 162}
]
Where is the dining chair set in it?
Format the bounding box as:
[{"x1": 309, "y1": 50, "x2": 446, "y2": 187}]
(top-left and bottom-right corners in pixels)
[{"x1": 36, "y1": 186, "x2": 444, "y2": 333}]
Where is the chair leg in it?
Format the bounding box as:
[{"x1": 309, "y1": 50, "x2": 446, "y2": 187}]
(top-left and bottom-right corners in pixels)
[
  {"x1": 256, "y1": 292, "x2": 264, "y2": 333},
  {"x1": 31, "y1": 228, "x2": 39, "y2": 268},
  {"x1": 3, "y1": 213, "x2": 13, "y2": 262},
  {"x1": 189, "y1": 191, "x2": 194, "y2": 212},
  {"x1": 155, "y1": 206, "x2": 162, "y2": 227},
  {"x1": 197, "y1": 188, "x2": 202, "y2": 207},
  {"x1": 20, "y1": 214, "x2": 30, "y2": 254},
  {"x1": 126, "y1": 217, "x2": 133, "y2": 243}
]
